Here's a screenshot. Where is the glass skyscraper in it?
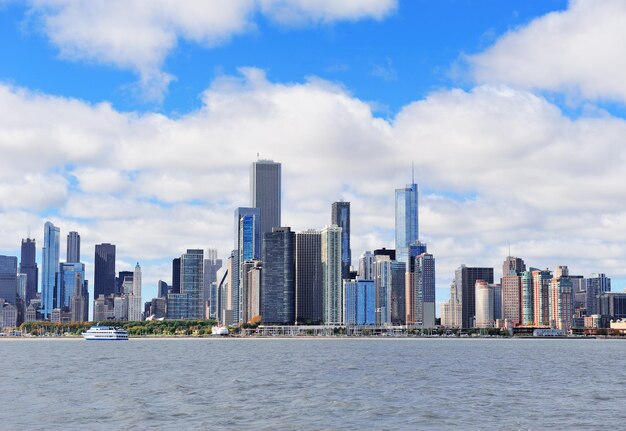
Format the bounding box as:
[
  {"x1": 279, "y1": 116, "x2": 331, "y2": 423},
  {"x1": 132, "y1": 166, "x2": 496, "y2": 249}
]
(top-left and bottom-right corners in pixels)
[
  {"x1": 261, "y1": 227, "x2": 295, "y2": 324},
  {"x1": 234, "y1": 207, "x2": 261, "y2": 322},
  {"x1": 19, "y1": 238, "x2": 38, "y2": 304},
  {"x1": 395, "y1": 183, "x2": 418, "y2": 264},
  {"x1": 0, "y1": 255, "x2": 18, "y2": 305},
  {"x1": 41, "y1": 221, "x2": 60, "y2": 318},
  {"x1": 94, "y1": 243, "x2": 116, "y2": 299},
  {"x1": 66, "y1": 231, "x2": 80, "y2": 263},
  {"x1": 181, "y1": 249, "x2": 204, "y2": 320},
  {"x1": 56, "y1": 262, "x2": 86, "y2": 310},
  {"x1": 331, "y1": 201, "x2": 351, "y2": 280}
]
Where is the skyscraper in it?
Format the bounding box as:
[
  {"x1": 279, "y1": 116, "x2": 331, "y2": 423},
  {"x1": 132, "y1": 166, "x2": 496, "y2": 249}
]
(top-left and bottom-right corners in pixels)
[
  {"x1": 261, "y1": 227, "x2": 295, "y2": 324},
  {"x1": 395, "y1": 182, "x2": 418, "y2": 264},
  {"x1": 41, "y1": 221, "x2": 60, "y2": 318},
  {"x1": 56, "y1": 262, "x2": 85, "y2": 310},
  {"x1": 501, "y1": 256, "x2": 526, "y2": 325},
  {"x1": 454, "y1": 265, "x2": 494, "y2": 328},
  {"x1": 331, "y1": 201, "x2": 351, "y2": 280},
  {"x1": 128, "y1": 262, "x2": 142, "y2": 321},
  {"x1": 180, "y1": 249, "x2": 204, "y2": 320},
  {"x1": 295, "y1": 230, "x2": 323, "y2": 324},
  {"x1": 413, "y1": 253, "x2": 436, "y2": 328},
  {"x1": 343, "y1": 279, "x2": 376, "y2": 325},
  {"x1": 234, "y1": 207, "x2": 261, "y2": 322},
  {"x1": 171, "y1": 257, "x2": 181, "y2": 294},
  {"x1": 251, "y1": 159, "x2": 281, "y2": 235},
  {"x1": 550, "y1": 272, "x2": 573, "y2": 331},
  {"x1": 521, "y1": 270, "x2": 533, "y2": 325},
  {"x1": 66, "y1": 231, "x2": 80, "y2": 263},
  {"x1": 94, "y1": 243, "x2": 116, "y2": 299},
  {"x1": 585, "y1": 273, "x2": 611, "y2": 316},
  {"x1": 203, "y1": 248, "x2": 222, "y2": 319},
  {"x1": 441, "y1": 283, "x2": 462, "y2": 327},
  {"x1": 19, "y1": 238, "x2": 38, "y2": 304},
  {"x1": 358, "y1": 251, "x2": 374, "y2": 280},
  {"x1": 321, "y1": 225, "x2": 342, "y2": 325},
  {"x1": 475, "y1": 280, "x2": 495, "y2": 328},
  {"x1": 532, "y1": 269, "x2": 552, "y2": 326},
  {"x1": 0, "y1": 255, "x2": 18, "y2": 305}
]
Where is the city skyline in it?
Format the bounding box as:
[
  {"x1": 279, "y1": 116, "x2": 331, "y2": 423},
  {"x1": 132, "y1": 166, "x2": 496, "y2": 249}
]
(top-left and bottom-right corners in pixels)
[{"x1": 1, "y1": 1, "x2": 626, "y2": 303}]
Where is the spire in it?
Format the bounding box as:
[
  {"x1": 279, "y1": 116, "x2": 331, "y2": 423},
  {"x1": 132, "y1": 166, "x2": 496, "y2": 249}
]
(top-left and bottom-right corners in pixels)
[{"x1": 411, "y1": 160, "x2": 415, "y2": 184}]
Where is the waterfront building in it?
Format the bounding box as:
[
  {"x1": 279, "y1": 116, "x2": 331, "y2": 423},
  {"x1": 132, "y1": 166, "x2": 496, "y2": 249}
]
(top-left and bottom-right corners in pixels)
[
  {"x1": 127, "y1": 263, "x2": 143, "y2": 321},
  {"x1": 114, "y1": 295, "x2": 128, "y2": 320},
  {"x1": 94, "y1": 243, "x2": 116, "y2": 300},
  {"x1": 493, "y1": 283, "x2": 502, "y2": 321},
  {"x1": 321, "y1": 225, "x2": 343, "y2": 325},
  {"x1": 343, "y1": 279, "x2": 376, "y2": 325},
  {"x1": 454, "y1": 265, "x2": 494, "y2": 328},
  {"x1": 502, "y1": 256, "x2": 526, "y2": 277},
  {"x1": 203, "y1": 248, "x2": 222, "y2": 319},
  {"x1": 373, "y1": 256, "x2": 406, "y2": 325},
  {"x1": 532, "y1": 269, "x2": 552, "y2": 326},
  {"x1": 261, "y1": 227, "x2": 295, "y2": 324},
  {"x1": 66, "y1": 231, "x2": 80, "y2": 263},
  {"x1": 475, "y1": 280, "x2": 494, "y2": 328},
  {"x1": 166, "y1": 293, "x2": 187, "y2": 320},
  {"x1": 395, "y1": 182, "x2": 418, "y2": 264},
  {"x1": 19, "y1": 238, "x2": 38, "y2": 304},
  {"x1": 41, "y1": 222, "x2": 60, "y2": 318},
  {"x1": 413, "y1": 253, "x2": 436, "y2": 328},
  {"x1": 599, "y1": 292, "x2": 626, "y2": 321},
  {"x1": 502, "y1": 275, "x2": 522, "y2": 325},
  {"x1": 585, "y1": 273, "x2": 611, "y2": 315},
  {"x1": 358, "y1": 251, "x2": 375, "y2": 280},
  {"x1": 70, "y1": 272, "x2": 88, "y2": 322},
  {"x1": 405, "y1": 242, "x2": 428, "y2": 325},
  {"x1": 181, "y1": 249, "x2": 204, "y2": 320},
  {"x1": 234, "y1": 207, "x2": 261, "y2": 322},
  {"x1": 242, "y1": 260, "x2": 262, "y2": 323},
  {"x1": 331, "y1": 201, "x2": 351, "y2": 280},
  {"x1": 521, "y1": 270, "x2": 534, "y2": 325},
  {"x1": 251, "y1": 159, "x2": 281, "y2": 235},
  {"x1": 1, "y1": 299, "x2": 18, "y2": 329},
  {"x1": 441, "y1": 283, "x2": 462, "y2": 327},
  {"x1": 549, "y1": 274, "x2": 573, "y2": 331},
  {"x1": 295, "y1": 229, "x2": 323, "y2": 324},
  {"x1": 0, "y1": 255, "x2": 18, "y2": 305}
]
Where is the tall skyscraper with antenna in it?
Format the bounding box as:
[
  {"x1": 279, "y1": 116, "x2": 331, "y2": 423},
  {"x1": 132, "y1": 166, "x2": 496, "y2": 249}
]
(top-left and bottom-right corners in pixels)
[
  {"x1": 395, "y1": 164, "x2": 419, "y2": 263},
  {"x1": 251, "y1": 159, "x2": 281, "y2": 236}
]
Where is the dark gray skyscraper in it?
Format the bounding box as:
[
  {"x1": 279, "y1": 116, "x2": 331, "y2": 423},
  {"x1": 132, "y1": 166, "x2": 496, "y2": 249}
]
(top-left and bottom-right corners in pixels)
[
  {"x1": 181, "y1": 249, "x2": 204, "y2": 320},
  {"x1": 261, "y1": 227, "x2": 295, "y2": 324},
  {"x1": 66, "y1": 231, "x2": 80, "y2": 263},
  {"x1": 19, "y1": 238, "x2": 38, "y2": 304},
  {"x1": 94, "y1": 243, "x2": 116, "y2": 299},
  {"x1": 331, "y1": 201, "x2": 351, "y2": 280},
  {"x1": 0, "y1": 255, "x2": 18, "y2": 305},
  {"x1": 251, "y1": 159, "x2": 281, "y2": 235},
  {"x1": 295, "y1": 230, "x2": 323, "y2": 324},
  {"x1": 171, "y1": 257, "x2": 181, "y2": 294},
  {"x1": 454, "y1": 265, "x2": 494, "y2": 328}
]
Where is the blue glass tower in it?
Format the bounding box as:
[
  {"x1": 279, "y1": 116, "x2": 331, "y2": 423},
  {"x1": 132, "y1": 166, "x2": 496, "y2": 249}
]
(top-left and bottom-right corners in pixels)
[
  {"x1": 41, "y1": 221, "x2": 60, "y2": 318},
  {"x1": 234, "y1": 207, "x2": 261, "y2": 322},
  {"x1": 332, "y1": 201, "x2": 351, "y2": 280},
  {"x1": 395, "y1": 182, "x2": 418, "y2": 264},
  {"x1": 56, "y1": 262, "x2": 86, "y2": 310}
]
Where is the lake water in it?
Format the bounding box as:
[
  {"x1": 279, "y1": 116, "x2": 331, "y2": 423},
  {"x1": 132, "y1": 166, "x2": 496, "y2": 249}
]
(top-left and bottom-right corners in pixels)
[{"x1": 1, "y1": 338, "x2": 624, "y2": 430}]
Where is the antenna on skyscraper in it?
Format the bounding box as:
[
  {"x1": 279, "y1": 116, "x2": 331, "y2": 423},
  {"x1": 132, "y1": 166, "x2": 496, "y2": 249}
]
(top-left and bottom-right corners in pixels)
[
  {"x1": 257, "y1": 152, "x2": 260, "y2": 160},
  {"x1": 411, "y1": 160, "x2": 415, "y2": 184}
]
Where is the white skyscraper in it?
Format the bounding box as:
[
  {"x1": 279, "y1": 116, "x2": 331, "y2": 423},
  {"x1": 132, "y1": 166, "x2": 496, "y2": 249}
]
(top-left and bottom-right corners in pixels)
[{"x1": 128, "y1": 262, "x2": 142, "y2": 321}]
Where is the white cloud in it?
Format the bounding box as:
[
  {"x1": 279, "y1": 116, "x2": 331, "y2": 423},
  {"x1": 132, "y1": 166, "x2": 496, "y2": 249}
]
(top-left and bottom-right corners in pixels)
[
  {"x1": 1, "y1": 70, "x2": 626, "y2": 297},
  {"x1": 26, "y1": 0, "x2": 397, "y2": 100},
  {"x1": 470, "y1": 0, "x2": 626, "y2": 103}
]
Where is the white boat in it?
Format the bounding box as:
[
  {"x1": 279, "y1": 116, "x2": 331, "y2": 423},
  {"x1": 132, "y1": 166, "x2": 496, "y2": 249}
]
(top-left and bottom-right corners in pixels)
[
  {"x1": 211, "y1": 325, "x2": 229, "y2": 336},
  {"x1": 82, "y1": 326, "x2": 129, "y2": 340}
]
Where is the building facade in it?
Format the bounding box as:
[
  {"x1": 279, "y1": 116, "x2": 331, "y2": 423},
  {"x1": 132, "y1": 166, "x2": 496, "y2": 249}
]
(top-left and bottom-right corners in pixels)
[
  {"x1": 455, "y1": 265, "x2": 494, "y2": 328},
  {"x1": 19, "y1": 238, "x2": 38, "y2": 305},
  {"x1": 321, "y1": 225, "x2": 342, "y2": 325},
  {"x1": 295, "y1": 230, "x2": 323, "y2": 324},
  {"x1": 94, "y1": 243, "x2": 116, "y2": 300},
  {"x1": 251, "y1": 159, "x2": 281, "y2": 236},
  {"x1": 261, "y1": 227, "x2": 295, "y2": 324},
  {"x1": 41, "y1": 222, "x2": 60, "y2": 318},
  {"x1": 395, "y1": 182, "x2": 418, "y2": 264},
  {"x1": 331, "y1": 201, "x2": 351, "y2": 280},
  {"x1": 344, "y1": 279, "x2": 376, "y2": 325}
]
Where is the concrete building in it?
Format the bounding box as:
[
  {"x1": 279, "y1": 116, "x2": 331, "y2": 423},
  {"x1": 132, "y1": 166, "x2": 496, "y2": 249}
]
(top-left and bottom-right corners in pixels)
[
  {"x1": 475, "y1": 280, "x2": 494, "y2": 328},
  {"x1": 585, "y1": 273, "x2": 611, "y2": 316},
  {"x1": 441, "y1": 283, "x2": 462, "y2": 328},
  {"x1": 242, "y1": 260, "x2": 262, "y2": 323},
  {"x1": 66, "y1": 231, "x2": 80, "y2": 263},
  {"x1": 532, "y1": 269, "x2": 552, "y2": 326},
  {"x1": 549, "y1": 274, "x2": 573, "y2": 331},
  {"x1": 358, "y1": 251, "x2": 375, "y2": 281},
  {"x1": 203, "y1": 248, "x2": 222, "y2": 319},
  {"x1": 127, "y1": 263, "x2": 143, "y2": 321}
]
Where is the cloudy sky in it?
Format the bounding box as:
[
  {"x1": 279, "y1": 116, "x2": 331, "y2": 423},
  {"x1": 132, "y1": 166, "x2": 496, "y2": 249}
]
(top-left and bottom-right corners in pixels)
[{"x1": 1, "y1": 0, "x2": 625, "y2": 305}]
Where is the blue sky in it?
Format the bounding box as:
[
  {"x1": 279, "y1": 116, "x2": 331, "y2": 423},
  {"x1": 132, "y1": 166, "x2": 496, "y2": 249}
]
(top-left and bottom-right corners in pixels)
[{"x1": 1, "y1": 0, "x2": 625, "y2": 304}]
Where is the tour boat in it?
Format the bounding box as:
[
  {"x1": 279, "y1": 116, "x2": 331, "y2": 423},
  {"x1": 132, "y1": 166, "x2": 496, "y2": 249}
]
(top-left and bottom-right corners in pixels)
[
  {"x1": 211, "y1": 325, "x2": 229, "y2": 336},
  {"x1": 82, "y1": 326, "x2": 129, "y2": 340}
]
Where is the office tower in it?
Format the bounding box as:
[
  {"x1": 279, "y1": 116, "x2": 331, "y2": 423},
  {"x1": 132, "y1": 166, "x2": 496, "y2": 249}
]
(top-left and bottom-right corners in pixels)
[
  {"x1": 358, "y1": 251, "x2": 375, "y2": 280},
  {"x1": 41, "y1": 222, "x2": 60, "y2": 318},
  {"x1": 116, "y1": 270, "x2": 133, "y2": 295},
  {"x1": 550, "y1": 274, "x2": 573, "y2": 331},
  {"x1": 241, "y1": 260, "x2": 262, "y2": 323},
  {"x1": 343, "y1": 279, "x2": 376, "y2": 325},
  {"x1": 331, "y1": 201, "x2": 351, "y2": 280},
  {"x1": 180, "y1": 249, "x2": 204, "y2": 320},
  {"x1": 1, "y1": 299, "x2": 18, "y2": 329},
  {"x1": 599, "y1": 292, "x2": 626, "y2": 321},
  {"x1": 158, "y1": 280, "x2": 169, "y2": 298},
  {"x1": 521, "y1": 270, "x2": 533, "y2": 325},
  {"x1": 321, "y1": 225, "x2": 342, "y2": 325},
  {"x1": 126, "y1": 262, "x2": 143, "y2": 321},
  {"x1": 235, "y1": 207, "x2": 261, "y2": 322},
  {"x1": 532, "y1": 269, "x2": 552, "y2": 325},
  {"x1": 395, "y1": 181, "x2": 418, "y2": 264},
  {"x1": 502, "y1": 256, "x2": 526, "y2": 277},
  {"x1": 19, "y1": 238, "x2": 38, "y2": 304},
  {"x1": 373, "y1": 256, "x2": 406, "y2": 325},
  {"x1": 171, "y1": 258, "x2": 181, "y2": 294},
  {"x1": 585, "y1": 273, "x2": 611, "y2": 315},
  {"x1": 374, "y1": 248, "x2": 396, "y2": 260},
  {"x1": 94, "y1": 243, "x2": 116, "y2": 300},
  {"x1": 0, "y1": 256, "x2": 18, "y2": 305},
  {"x1": 251, "y1": 159, "x2": 281, "y2": 235},
  {"x1": 493, "y1": 283, "x2": 502, "y2": 321},
  {"x1": 70, "y1": 267, "x2": 88, "y2": 322},
  {"x1": 405, "y1": 242, "x2": 428, "y2": 325},
  {"x1": 203, "y1": 248, "x2": 222, "y2": 319},
  {"x1": 261, "y1": 227, "x2": 295, "y2": 324},
  {"x1": 295, "y1": 230, "x2": 323, "y2": 324},
  {"x1": 454, "y1": 265, "x2": 494, "y2": 328},
  {"x1": 66, "y1": 231, "x2": 80, "y2": 263},
  {"x1": 441, "y1": 283, "x2": 462, "y2": 327},
  {"x1": 475, "y1": 280, "x2": 495, "y2": 328},
  {"x1": 413, "y1": 253, "x2": 436, "y2": 328},
  {"x1": 56, "y1": 262, "x2": 86, "y2": 310}
]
